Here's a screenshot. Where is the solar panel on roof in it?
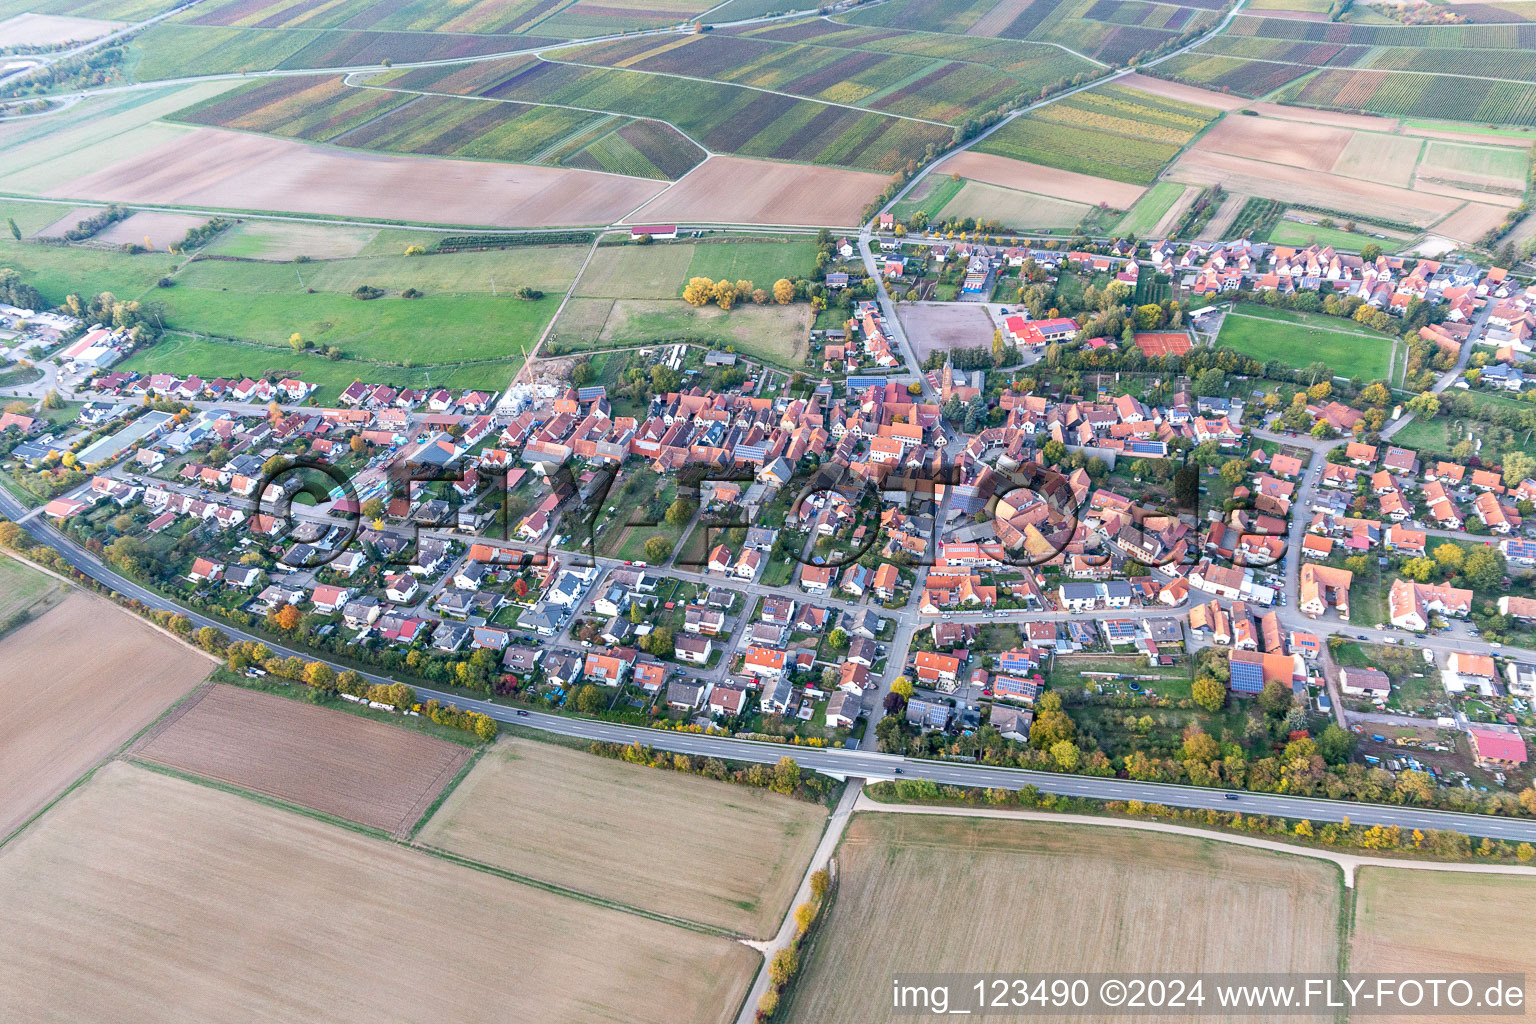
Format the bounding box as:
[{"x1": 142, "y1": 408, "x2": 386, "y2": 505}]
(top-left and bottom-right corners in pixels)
[{"x1": 1230, "y1": 661, "x2": 1265, "y2": 693}]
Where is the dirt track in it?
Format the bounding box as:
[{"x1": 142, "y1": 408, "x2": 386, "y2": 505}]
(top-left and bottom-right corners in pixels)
[
  {"x1": 133, "y1": 683, "x2": 470, "y2": 837},
  {"x1": 936, "y1": 150, "x2": 1146, "y2": 208},
  {"x1": 0, "y1": 592, "x2": 210, "y2": 839},
  {"x1": 53, "y1": 127, "x2": 665, "y2": 228},
  {"x1": 625, "y1": 155, "x2": 884, "y2": 227}
]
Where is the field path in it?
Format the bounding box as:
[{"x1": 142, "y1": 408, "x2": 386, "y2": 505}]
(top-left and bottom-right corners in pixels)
[
  {"x1": 734, "y1": 780, "x2": 861, "y2": 1024},
  {"x1": 856, "y1": 796, "x2": 1536, "y2": 887},
  {"x1": 509, "y1": 232, "x2": 605, "y2": 394}
]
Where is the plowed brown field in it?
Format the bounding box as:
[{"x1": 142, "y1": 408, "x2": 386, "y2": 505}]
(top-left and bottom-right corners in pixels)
[
  {"x1": 627, "y1": 155, "x2": 884, "y2": 227},
  {"x1": 133, "y1": 683, "x2": 469, "y2": 837},
  {"x1": 0, "y1": 591, "x2": 211, "y2": 839},
  {"x1": 52, "y1": 127, "x2": 664, "y2": 227}
]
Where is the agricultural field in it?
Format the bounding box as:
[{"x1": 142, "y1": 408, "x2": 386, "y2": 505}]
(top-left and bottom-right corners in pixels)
[
  {"x1": 1217, "y1": 303, "x2": 1398, "y2": 381},
  {"x1": 1162, "y1": 15, "x2": 1536, "y2": 124},
  {"x1": 935, "y1": 179, "x2": 1090, "y2": 230},
  {"x1": 133, "y1": 684, "x2": 473, "y2": 838},
  {"x1": 170, "y1": 76, "x2": 708, "y2": 179},
  {"x1": 1114, "y1": 180, "x2": 1192, "y2": 235},
  {"x1": 554, "y1": 30, "x2": 1050, "y2": 125},
  {"x1": 1352, "y1": 868, "x2": 1536, "y2": 1023},
  {"x1": 416, "y1": 736, "x2": 829, "y2": 936},
  {"x1": 0, "y1": 12, "x2": 123, "y2": 47},
  {"x1": 0, "y1": 761, "x2": 757, "y2": 1024},
  {"x1": 789, "y1": 813, "x2": 1341, "y2": 1023},
  {"x1": 974, "y1": 82, "x2": 1219, "y2": 185},
  {"x1": 934, "y1": 149, "x2": 1147, "y2": 209},
  {"x1": 374, "y1": 55, "x2": 956, "y2": 173},
  {"x1": 166, "y1": 0, "x2": 575, "y2": 35},
  {"x1": 1282, "y1": 70, "x2": 1536, "y2": 128},
  {"x1": 626, "y1": 155, "x2": 885, "y2": 227},
  {"x1": 836, "y1": 0, "x2": 1221, "y2": 66},
  {"x1": 0, "y1": 589, "x2": 212, "y2": 839}
]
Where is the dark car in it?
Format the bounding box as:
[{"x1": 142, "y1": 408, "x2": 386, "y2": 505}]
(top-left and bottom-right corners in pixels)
[
  {"x1": 515, "y1": 710, "x2": 529, "y2": 717},
  {"x1": 893, "y1": 767, "x2": 903, "y2": 774},
  {"x1": 1224, "y1": 793, "x2": 1240, "y2": 800}
]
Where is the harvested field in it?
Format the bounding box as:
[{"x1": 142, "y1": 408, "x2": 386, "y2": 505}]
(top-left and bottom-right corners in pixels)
[
  {"x1": 898, "y1": 301, "x2": 996, "y2": 363},
  {"x1": 0, "y1": 12, "x2": 122, "y2": 47},
  {"x1": 1352, "y1": 867, "x2": 1536, "y2": 1024},
  {"x1": 133, "y1": 683, "x2": 471, "y2": 837},
  {"x1": 1417, "y1": 139, "x2": 1530, "y2": 192},
  {"x1": 1403, "y1": 124, "x2": 1536, "y2": 147},
  {"x1": 417, "y1": 737, "x2": 828, "y2": 936},
  {"x1": 30, "y1": 205, "x2": 102, "y2": 239},
  {"x1": 0, "y1": 761, "x2": 756, "y2": 1024},
  {"x1": 575, "y1": 241, "x2": 695, "y2": 298},
  {"x1": 1432, "y1": 201, "x2": 1512, "y2": 243},
  {"x1": 0, "y1": 592, "x2": 211, "y2": 840},
  {"x1": 1169, "y1": 148, "x2": 1461, "y2": 226},
  {"x1": 1194, "y1": 115, "x2": 1354, "y2": 172},
  {"x1": 93, "y1": 211, "x2": 208, "y2": 250},
  {"x1": 1151, "y1": 183, "x2": 1200, "y2": 236},
  {"x1": 1117, "y1": 72, "x2": 1248, "y2": 110},
  {"x1": 202, "y1": 220, "x2": 381, "y2": 260},
  {"x1": 627, "y1": 156, "x2": 883, "y2": 227},
  {"x1": 1331, "y1": 132, "x2": 1422, "y2": 187},
  {"x1": 791, "y1": 813, "x2": 1340, "y2": 1024},
  {"x1": 937, "y1": 179, "x2": 1087, "y2": 230},
  {"x1": 51, "y1": 127, "x2": 665, "y2": 228},
  {"x1": 934, "y1": 150, "x2": 1145, "y2": 208}
]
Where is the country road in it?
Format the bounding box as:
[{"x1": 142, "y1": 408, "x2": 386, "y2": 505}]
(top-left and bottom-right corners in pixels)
[{"x1": 6, "y1": 484, "x2": 1536, "y2": 842}]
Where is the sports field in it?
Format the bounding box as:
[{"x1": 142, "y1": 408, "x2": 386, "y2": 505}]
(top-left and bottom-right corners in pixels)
[
  {"x1": 0, "y1": 762, "x2": 756, "y2": 1024},
  {"x1": 790, "y1": 813, "x2": 1341, "y2": 1023},
  {"x1": 1352, "y1": 867, "x2": 1536, "y2": 1023},
  {"x1": 1217, "y1": 304, "x2": 1397, "y2": 381},
  {"x1": 416, "y1": 737, "x2": 829, "y2": 936}
]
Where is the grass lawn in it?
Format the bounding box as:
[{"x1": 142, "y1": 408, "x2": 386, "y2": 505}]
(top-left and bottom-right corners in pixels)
[
  {"x1": 119, "y1": 332, "x2": 517, "y2": 405},
  {"x1": 574, "y1": 243, "x2": 695, "y2": 299},
  {"x1": 0, "y1": 212, "x2": 176, "y2": 305},
  {"x1": 1114, "y1": 181, "x2": 1186, "y2": 236},
  {"x1": 1217, "y1": 303, "x2": 1396, "y2": 381},
  {"x1": 202, "y1": 221, "x2": 383, "y2": 261},
  {"x1": 890, "y1": 175, "x2": 963, "y2": 223},
  {"x1": 683, "y1": 238, "x2": 818, "y2": 290},
  {"x1": 157, "y1": 284, "x2": 558, "y2": 365},
  {"x1": 550, "y1": 298, "x2": 810, "y2": 367},
  {"x1": 0, "y1": 555, "x2": 66, "y2": 625},
  {"x1": 1266, "y1": 218, "x2": 1407, "y2": 253}
]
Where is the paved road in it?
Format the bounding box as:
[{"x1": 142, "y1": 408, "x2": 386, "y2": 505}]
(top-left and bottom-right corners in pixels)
[{"x1": 6, "y1": 484, "x2": 1536, "y2": 841}]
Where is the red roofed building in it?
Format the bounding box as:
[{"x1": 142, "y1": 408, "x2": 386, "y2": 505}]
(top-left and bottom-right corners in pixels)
[{"x1": 1467, "y1": 725, "x2": 1527, "y2": 767}]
